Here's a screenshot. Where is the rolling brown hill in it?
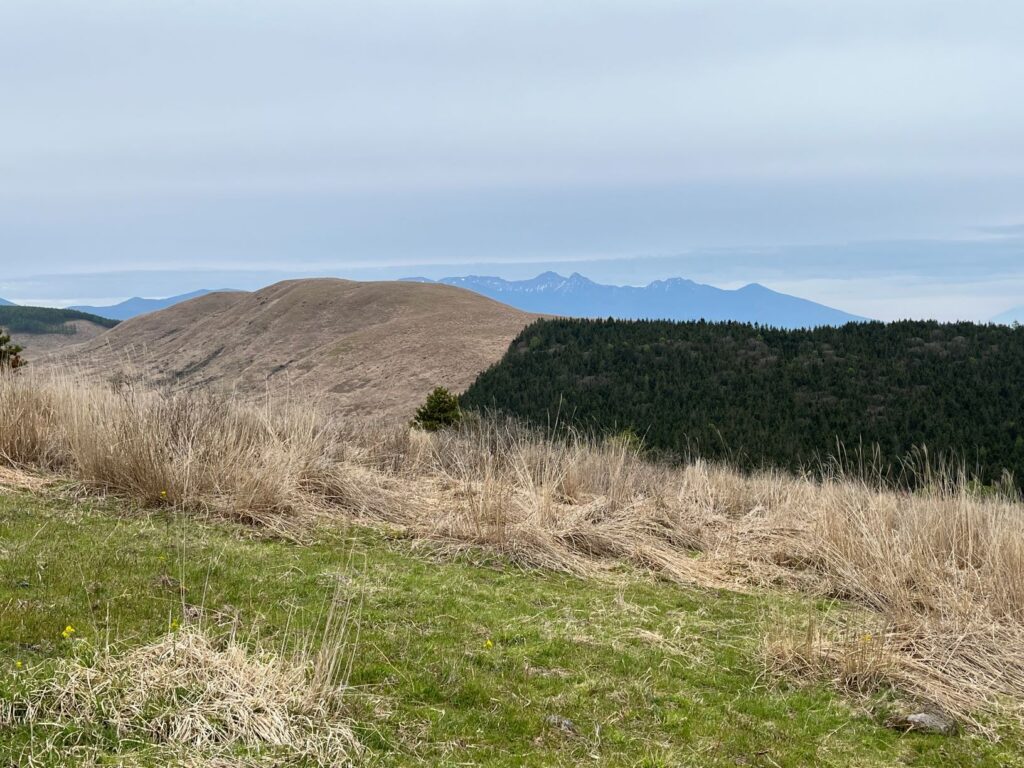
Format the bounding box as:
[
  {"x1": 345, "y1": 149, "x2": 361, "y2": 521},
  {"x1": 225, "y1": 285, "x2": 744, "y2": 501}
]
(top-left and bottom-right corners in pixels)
[{"x1": 53, "y1": 279, "x2": 541, "y2": 420}]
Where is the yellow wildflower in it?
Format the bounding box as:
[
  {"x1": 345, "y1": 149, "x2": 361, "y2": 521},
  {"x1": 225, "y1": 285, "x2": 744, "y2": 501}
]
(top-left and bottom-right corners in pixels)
[
  {"x1": 484, "y1": 638, "x2": 494, "y2": 649},
  {"x1": 61, "y1": 624, "x2": 76, "y2": 639}
]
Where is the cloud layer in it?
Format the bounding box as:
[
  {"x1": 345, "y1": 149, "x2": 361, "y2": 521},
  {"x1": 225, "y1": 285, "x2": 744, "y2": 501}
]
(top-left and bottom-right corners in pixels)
[{"x1": 1, "y1": 0, "x2": 1022, "y2": 314}]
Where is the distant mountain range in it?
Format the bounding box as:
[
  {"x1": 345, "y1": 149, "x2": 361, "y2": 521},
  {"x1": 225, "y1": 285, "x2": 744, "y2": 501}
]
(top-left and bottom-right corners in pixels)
[
  {"x1": 0, "y1": 297, "x2": 14, "y2": 306},
  {"x1": 70, "y1": 289, "x2": 226, "y2": 320},
  {"x1": 405, "y1": 272, "x2": 866, "y2": 328},
  {"x1": 992, "y1": 306, "x2": 1024, "y2": 325},
  {"x1": 26, "y1": 274, "x2": 869, "y2": 326}
]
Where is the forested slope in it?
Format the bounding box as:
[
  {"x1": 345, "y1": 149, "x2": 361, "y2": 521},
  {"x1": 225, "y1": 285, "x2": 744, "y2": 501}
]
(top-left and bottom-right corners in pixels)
[
  {"x1": 0, "y1": 306, "x2": 118, "y2": 334},
  {"x1": 461, "y1": 318, "x2": 1024, "y2": 486}
]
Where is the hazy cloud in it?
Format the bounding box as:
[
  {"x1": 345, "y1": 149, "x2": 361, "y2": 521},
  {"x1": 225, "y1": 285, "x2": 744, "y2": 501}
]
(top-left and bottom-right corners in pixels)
[{"x1": 1, "y1": 0, "x2": 1022, "y2": 314}]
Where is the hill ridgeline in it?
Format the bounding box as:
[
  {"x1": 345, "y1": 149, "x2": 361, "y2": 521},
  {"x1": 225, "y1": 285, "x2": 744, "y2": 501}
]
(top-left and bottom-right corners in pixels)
[{"x1": 56, "y1": 278, "x2": 540, "y2": 420}]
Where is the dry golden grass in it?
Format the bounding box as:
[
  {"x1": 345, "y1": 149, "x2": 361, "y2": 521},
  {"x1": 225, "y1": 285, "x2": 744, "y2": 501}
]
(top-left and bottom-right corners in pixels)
[
  {"x1": 0, "y1": 368, "x2": 365, "y2": 536},
  {"x1": 6, "y1": 628, "x2": 359, "y2": 765},
  {"x1": 4, "y1": 368, "x2": 1024, "y2": 732},
  {"x1": 17, "y1": 630, "x2": 356, "y2": 754}
]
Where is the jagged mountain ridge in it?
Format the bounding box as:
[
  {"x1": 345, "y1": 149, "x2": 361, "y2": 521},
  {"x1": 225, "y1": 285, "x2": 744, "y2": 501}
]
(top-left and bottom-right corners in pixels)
[{"x1": 406, "y1": 272, "x2": 865, "y2": 328}]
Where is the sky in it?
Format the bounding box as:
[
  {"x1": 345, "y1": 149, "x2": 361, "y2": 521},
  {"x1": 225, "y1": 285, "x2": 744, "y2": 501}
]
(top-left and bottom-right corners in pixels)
[{"x1": 1, "y1": 0, "x2": 1023, "y2": 320}]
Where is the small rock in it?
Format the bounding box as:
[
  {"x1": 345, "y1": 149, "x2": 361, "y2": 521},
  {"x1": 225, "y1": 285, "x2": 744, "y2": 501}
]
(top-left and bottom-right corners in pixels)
[
  {"x1": 544, "y1": 714, "x2": 578, "y2": 735},
  {"x1": 893, "y1": 711, "x2": 957, "y2": 735}
]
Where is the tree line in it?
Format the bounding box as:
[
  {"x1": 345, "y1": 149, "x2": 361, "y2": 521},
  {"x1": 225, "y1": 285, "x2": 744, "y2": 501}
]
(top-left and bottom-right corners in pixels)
[
  {"x1": 0, "y1": 306, "x2": 119, "y2": 335},
  {"x1": 460, "y1": 318, "x2": 1024, "y2": 488}
]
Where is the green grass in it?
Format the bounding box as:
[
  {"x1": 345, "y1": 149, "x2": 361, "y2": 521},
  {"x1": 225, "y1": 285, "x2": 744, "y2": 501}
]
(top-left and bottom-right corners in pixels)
[{"x1": 2, "y1": 489, "x2": 1022, "y2": 766}]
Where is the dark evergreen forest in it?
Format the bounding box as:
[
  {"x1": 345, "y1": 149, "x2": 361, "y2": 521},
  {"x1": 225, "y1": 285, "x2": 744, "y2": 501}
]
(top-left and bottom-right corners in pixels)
[
  {"x1": 461, "y1": 318, "x2": 1024, "y2": 487},
  {"x1": 0, "y1": 306, "x2": 119, "y2": 335}
]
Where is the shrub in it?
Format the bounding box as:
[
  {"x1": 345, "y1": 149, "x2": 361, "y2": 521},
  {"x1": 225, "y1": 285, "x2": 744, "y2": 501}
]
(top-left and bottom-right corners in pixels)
[
  {"x1": 0, "y1": 328, "x2": 24, "y2": 370},
  {"x1": 606, "y1": 426, "x2": 643, "y2": 452},
  {"x1": 412, "y1": 386, "x2": 462, "y2": 431}
]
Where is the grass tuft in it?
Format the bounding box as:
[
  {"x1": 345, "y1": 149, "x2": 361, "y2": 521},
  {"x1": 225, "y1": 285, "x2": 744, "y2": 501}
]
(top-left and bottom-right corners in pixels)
[{"x1": 4, "y1": 625, "x2": 359, "y2": 764}]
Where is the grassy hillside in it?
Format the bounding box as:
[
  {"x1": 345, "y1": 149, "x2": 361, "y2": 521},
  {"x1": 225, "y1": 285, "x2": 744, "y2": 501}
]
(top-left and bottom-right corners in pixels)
[
  {"x1": 461, "y1": 318, "x2": 1024, "y2": 488},
  {"x1": 0, "y1": 305, "x2": 119, "y2": 334},
  {"x1": 3, "y1": 371, "x2": 1024, "y2": 764},
  {"x1": 56, "y1": 278, "x2": 539, "y2": 420},
  {"x1": 3, "y1": 490, "x2": 1021, "y2": 766}
]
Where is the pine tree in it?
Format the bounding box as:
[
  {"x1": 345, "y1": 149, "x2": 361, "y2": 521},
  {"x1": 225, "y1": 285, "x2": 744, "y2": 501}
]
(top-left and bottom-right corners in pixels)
[
  {"x1": 412, "y1": 387, "x2": 462, "y2": 431},
  {"x1": 0, "y1": 328, "x2": 24, "y2": 370}
]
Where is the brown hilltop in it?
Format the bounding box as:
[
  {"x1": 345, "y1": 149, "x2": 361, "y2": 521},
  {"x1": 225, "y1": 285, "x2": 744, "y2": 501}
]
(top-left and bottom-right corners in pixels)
[{"x1": 57, "y1": 279, "x2": 540, "y2": 420}]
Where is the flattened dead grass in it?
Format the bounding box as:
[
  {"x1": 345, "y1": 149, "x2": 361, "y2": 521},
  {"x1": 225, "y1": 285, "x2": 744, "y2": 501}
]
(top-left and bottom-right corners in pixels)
[
  {"x1": 0, "y1": 464, "x2": 50, "y2": 492},
  {"x1": 6, "y1": 628, "x2": 359, "y2": 765}
]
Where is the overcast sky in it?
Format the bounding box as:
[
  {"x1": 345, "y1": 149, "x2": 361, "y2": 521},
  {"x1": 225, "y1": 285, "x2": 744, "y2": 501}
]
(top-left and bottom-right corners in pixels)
[{"x1": 2, "y1": 0, "x2": 1022, "y2": 319}]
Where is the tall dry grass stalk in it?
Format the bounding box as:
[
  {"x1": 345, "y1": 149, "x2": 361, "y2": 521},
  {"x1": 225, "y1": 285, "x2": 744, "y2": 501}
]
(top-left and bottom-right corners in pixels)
[
  {"x1": 4, "y1": 368, "x2": 1024, "y2": 730},
  {"x1": 0, "y1": 368, "x2": 387, "y2": 535}
]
